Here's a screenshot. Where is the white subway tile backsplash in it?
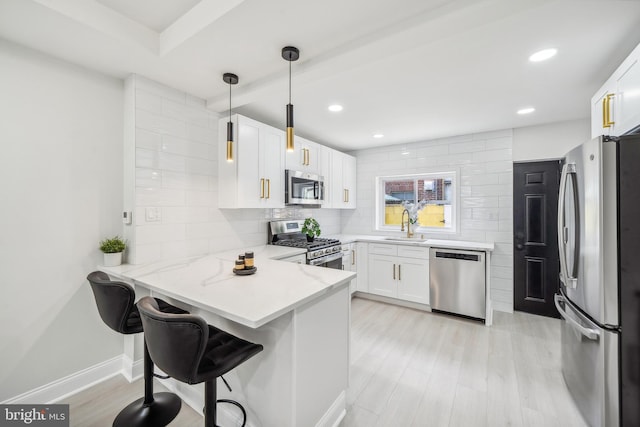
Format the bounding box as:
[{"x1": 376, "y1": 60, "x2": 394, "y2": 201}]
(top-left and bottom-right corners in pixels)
[
  {"x1": 162, "y1": 171, "x2": 209, "y2": 191},
  {"x1": 473, "y1": 148, "x2": 513, "y2": 163},
  {"x1": 472, "y1": 208, "x2": 500, "y2": 221},
  {"x1": 491, "y1": 255, "x2": 513, "y2": 267},
  {"x1": 163, "y1": 99, "x2": 213, "y2": 128},
  {"x1": 186, "y1": 190, "x2": 215, "y2": 207},
  {"x1": 136, "y1": 223, "x2": 186, "y2": 245},
  {"x1": 135, "y1": 76, "x2": 186, "y2": 104},
  {"x1": 136, "y1": 129, "x2": 162, "y2": 150},
  {"x1": 136, "y1": 187, "x2": 185, "y2": 206},
  {"x1": 162, "y1": 135, "x2": 212, "y2": 159},
  {"x1": 186, "y1": 123, "x2": 216, "y2": 144},
  {"x1": 485, "y1": 137, "x2": 512, "y2": 150},
  {"x1": 461, "y1": 196, "x2": 500, "y2": 208},
  {"x1": 136, "y1": 109, "x2": 186, "y2": 138},
  {"x1": 460, "y1": 173, "x2": 500, "y2": 186},
  {"x1": 136, "y1": 89, "x2": 163, "y2": 114},
  {"x1": 136, "y1": 148, "x2": 160, "y2": 169},
  {"x1": 449, "y1": 140, "x2": 486, "y2": 154},
  {"x1": 136, "y1": 168, "x2": 162, "y2": 188}
]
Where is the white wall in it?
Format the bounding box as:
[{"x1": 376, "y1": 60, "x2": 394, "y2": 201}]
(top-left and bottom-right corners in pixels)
[
  {"x1": 124, "y1": 75, "x2": 341, "y2": 265},
  {"x1": 0, "y1": 40, "x2": 124, "y2": 401},
  {"x1": 342, "y1": 130, "x2": 514, "y2": 312},
  {"x1": 512, "y1": 119, "x2": 590, "y2": 162}
]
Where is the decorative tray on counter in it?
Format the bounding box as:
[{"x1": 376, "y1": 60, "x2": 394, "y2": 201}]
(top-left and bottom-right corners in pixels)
[{"x1": 233, "y1": 266, "x2": 257, "y2": 276}]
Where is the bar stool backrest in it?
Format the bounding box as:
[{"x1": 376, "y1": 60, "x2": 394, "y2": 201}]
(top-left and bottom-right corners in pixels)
[
  {"x1": 137, "y1": 296, "x2": 210, "y2": 384},
  {"x1": 87, "y1": 271, "x2": 138, "y2": 334}
]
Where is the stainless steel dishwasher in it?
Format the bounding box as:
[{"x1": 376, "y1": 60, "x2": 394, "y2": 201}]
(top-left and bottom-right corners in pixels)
[{"x1": 429, "y1": 247, "x2": 486, "y2": 321}]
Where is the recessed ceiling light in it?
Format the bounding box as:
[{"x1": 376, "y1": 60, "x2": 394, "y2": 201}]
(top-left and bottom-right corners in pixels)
[
  {"x1": 328, "y1": 104, "x2": 343, "y2": 112},
  {"x1": 529, "y1": 48, "x2": 557, "y2": 62},
  {"x1": 517, "y1": 107, "x2": 535, "y2": 115},
  {"x1": 373, "y1": 133, "x2": 384, "y2": 139}
]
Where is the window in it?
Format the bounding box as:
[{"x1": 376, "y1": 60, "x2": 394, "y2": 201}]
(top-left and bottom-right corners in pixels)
[{"x1": 376, "y1": 172, "x2": 457, "y2": 233}]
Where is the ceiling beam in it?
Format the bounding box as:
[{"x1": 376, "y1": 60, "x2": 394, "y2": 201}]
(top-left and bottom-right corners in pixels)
[
  {"x1": 159, "y1": 0, "x2": 246, "y2": 56},
  {"x1": 32, "y1": 0, "x2": 158, "y2": 52}
]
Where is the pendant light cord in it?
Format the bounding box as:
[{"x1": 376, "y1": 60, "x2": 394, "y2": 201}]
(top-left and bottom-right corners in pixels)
[
  {"x1": 229, "y1": 82, "x2": 232, "y2": 120},
  {"x1": 289, "y1": 59, "x2": 292, "y2": 104}
]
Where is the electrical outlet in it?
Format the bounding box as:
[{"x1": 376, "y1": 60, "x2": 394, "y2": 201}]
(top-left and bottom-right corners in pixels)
[{"x1": 145, "y1": 207, "x2": 161, "y2": 222}]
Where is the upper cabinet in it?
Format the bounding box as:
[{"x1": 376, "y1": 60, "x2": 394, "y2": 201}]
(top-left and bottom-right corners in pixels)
[
  {"x1": 285, "y1": 136, "x2": 321, "y2": 174},
  {"x1": 592, "y1": 43, "x2": 640, "y2": 138},
  {"x1": 330, "y1": 150, "x2": 357, "y2": 209},
  {"x1": 218, "y1": 114, "x2": 355, "y2": 210},
  {"x1": 218, "y1": 115, "x2": 285, "y2": 208}
]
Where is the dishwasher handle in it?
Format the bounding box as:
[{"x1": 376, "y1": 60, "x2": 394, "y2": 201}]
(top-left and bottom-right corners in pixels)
[{"x1": 434, "y1": 251, "x2": 481, "y2": 262}]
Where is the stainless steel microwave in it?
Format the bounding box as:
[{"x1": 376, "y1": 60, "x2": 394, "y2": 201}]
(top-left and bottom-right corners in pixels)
[{"x1": 285, "y1": 170, "x2": 324, "y2": 206}]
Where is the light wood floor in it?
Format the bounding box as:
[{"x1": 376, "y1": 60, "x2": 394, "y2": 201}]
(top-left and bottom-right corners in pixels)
[
  {"x1": 64, "y1": 297, "x2": 587, "y2": 426},
  {"x1": 340, "y1": 298, "x2": 587, "y2": 427}
]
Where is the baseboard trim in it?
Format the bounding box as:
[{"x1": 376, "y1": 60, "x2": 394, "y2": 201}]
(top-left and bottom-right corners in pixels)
[
  {"x1": 121, "y1": 355, "x2": 144, "y2": 383},
  {"x1": 316, "y1": 390, "x2": 346, "y2": 427},
  {"x1": 492, "y1": 301, "x2": 514, "y2": 313},
  {"x1": 353, "y1": 293, "x2": 431, "y2": 312},
  {"x1": 2, "y1": 355, "x2": 124, "y2": 405}
]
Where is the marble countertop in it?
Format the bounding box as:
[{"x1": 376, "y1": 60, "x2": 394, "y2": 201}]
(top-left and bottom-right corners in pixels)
[
  {"x1": 328, "y1": 234, "x2": 495, "y2": 251},
  {"x1": 100, "y1": 245, "x2": 354, "y2": 329}
]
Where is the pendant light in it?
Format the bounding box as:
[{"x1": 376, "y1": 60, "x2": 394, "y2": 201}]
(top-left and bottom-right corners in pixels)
[
  {"x1": 282, "y1": 46, "x2": 299, "y2": 152},
  {"x1": 223, "y1": 72, "x2": 239, "y2": 162}
]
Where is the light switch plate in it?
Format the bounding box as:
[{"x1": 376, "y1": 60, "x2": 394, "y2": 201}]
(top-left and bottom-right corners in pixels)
[{"x1": 145, "y1": 207, "x2": 161, "y2": 222}]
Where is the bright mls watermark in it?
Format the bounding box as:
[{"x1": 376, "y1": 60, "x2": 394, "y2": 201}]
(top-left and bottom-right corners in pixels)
[{"x1": 0, "y1": 405, "x2": 69, "y2": 426}]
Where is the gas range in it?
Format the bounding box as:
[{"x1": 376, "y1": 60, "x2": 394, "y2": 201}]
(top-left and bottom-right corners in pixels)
[{"x1": 268, "y1": 220, "x2": 343, "y2": 267}]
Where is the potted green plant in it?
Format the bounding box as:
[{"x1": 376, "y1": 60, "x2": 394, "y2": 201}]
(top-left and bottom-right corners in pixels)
[
  {"x1": 302, "y1": 218, "x2": 321, "y2": 242},
  {"x1": 99, "y1": 236, "x2": 127, "y2": 267}
]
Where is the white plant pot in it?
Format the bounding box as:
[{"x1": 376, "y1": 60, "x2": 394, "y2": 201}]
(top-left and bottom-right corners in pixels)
[{"x1": 103, "y1": 252, "x2": 123, "y2": 267}]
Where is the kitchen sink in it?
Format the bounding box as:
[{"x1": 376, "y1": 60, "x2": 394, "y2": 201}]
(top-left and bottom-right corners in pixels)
[{"x1": 383, "y1": 237, "x2": 428, "y2": 243}]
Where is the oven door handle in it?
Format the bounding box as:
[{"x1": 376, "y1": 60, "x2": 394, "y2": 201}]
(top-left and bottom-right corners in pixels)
[
  {"x1": 308, "y1": 252, "x2": 343, "y2": 266},
  {"x1": 554, "y1": 294, "x2": 599, "y2": 341}
]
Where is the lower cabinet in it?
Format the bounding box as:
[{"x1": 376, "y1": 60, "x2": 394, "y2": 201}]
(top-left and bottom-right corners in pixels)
[{"x1": 367, "y1": 244, "x2": 429, "y2": 305}]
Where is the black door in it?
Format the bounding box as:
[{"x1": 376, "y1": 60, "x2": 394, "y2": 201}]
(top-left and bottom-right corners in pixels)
[{"x1": 513, "y1": 161, "x2": 561, "y2": 318}]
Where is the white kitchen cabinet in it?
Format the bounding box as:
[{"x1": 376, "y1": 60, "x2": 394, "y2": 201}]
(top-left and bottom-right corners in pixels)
[
  {"x1": 355, "y1": 242, "x2": 368, "y2": 293},
  {"x1": 368, "y1": 254, "x2": 397, "y2": 298},
  {"x1": 592, "y1": 42, "x2": 640, "y2": 138},
  {"x1": 341, "y1": 244, "x2": 355, "y2": 294},
  {"x1": 330, "y1": 150, "x2": 357, "y2": 209},
  {"x1": 320, "y1": 146, "x2": 333, "y2": 208},
  {"x1": 285, "y1": 136, "x2": 320, "y2": 174},
  {"x1": 367, "y1": 243, "x2": 429, "y2": 304},
  {"x1": 218, "y1": 114, "x2": 285, "y2": 208}
]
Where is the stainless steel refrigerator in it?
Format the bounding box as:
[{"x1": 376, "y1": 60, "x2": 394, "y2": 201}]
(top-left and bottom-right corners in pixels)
[{"x1": 555, "y1": 134, "x2": 640, "y2": 426}]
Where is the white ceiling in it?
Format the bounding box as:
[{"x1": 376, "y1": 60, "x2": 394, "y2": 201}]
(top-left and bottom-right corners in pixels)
[{"x1": 1, "y1": 0, "x2": 639, "y2": 151}]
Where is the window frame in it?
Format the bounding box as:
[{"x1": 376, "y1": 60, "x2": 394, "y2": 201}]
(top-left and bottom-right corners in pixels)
[{"x1": 375, "y1": 170, "x2": 459, "y2": 234}]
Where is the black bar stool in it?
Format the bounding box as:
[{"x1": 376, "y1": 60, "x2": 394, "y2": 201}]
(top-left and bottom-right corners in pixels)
[
  {"x1": 137, "y1": 296, "x2": 263, "y2": 427},
  {"x1": 87, "y1": 271, "x2": 188, "y2": 427}
]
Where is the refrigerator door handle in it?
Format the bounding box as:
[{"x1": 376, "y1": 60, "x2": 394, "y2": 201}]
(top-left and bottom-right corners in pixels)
[
  {"x1": 558, "y1": 163, "x2": 579, "y2": 288},
  {"x1": 554, "y1": 294, "x2": 600, "y2": 341}
]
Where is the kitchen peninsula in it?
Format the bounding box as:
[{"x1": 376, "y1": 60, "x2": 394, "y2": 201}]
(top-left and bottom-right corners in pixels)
[{"x1": 100, "y1": 245, "x2": 355, "y2": 427}]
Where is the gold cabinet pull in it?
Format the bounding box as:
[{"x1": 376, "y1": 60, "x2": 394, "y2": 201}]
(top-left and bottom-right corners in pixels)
[
  {"x1": 351, "y1": 250, "x2": 355, "y2": 266},
  {"x1": 393, "y1": 264, "x2": 396, "y2": 280},
  {"x1": 602, "y1": 96, "x2": 608, "y2": 128},
  {"x1": 304, "y1": 149, "x2": 307, "y2": 165},
  {"x1": 398, "y1": 264, "x2": 401, "y2": 281},
  {"x1": 260, "y1": 178, "x2": 265, "y2": 198},
  {"x1": 266, "y1": 179, "x2": 271, "y2": 199},
  {"x1": 606, "y1": 93, "x2": 615, "y2": 127}
]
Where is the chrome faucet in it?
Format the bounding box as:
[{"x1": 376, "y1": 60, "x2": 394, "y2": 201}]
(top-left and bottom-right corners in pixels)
[{"x1": 401, "y1": 209, "x2": 414, "y2": 238}]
